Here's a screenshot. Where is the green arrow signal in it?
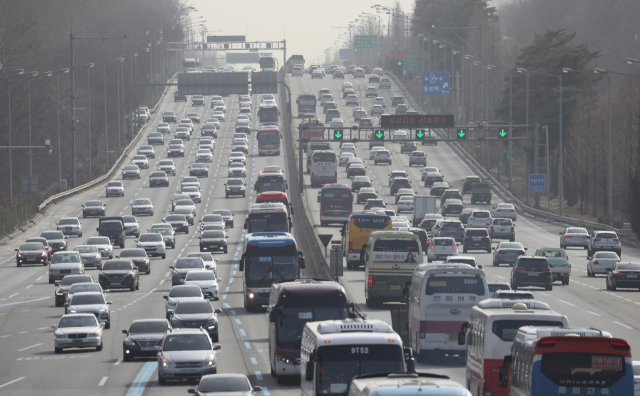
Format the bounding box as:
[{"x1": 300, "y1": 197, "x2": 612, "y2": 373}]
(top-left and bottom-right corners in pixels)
[
  {"x1": 376, "y1": 131, "x2": 384, "y2": 139},
  {"x1": 398, "y1": 60, "x2": 403, "y2": 66},
  {"x1": 354, "y1": 48, "x2": 358, "y2": 52},
  {"x1": 499, "y1": 129, "x2": 507, "y2": 138},
  {"x1": 416, "y1": 130, "x2": 424, "y2": 138},
  {"x1": 334, "y1": 131, "x2": 343, "y2": 139},
  {"x1": 458, "y1": 130, "x2": 466, "y2": 138}
]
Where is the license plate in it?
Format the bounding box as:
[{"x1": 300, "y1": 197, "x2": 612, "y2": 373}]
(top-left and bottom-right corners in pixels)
[
  {"x1": 179, "y1": 369, "x2": 197, "y2": 373},
  {"x1": 141, "y1": 347, "x2": 155, "y2": 351},
  {"x1": 499, "y1": 228, "x2": 506, "y2": 232},
  {"x1": 72, "y1": 339, "x2": 83, "y2": 345},
  {"x1": 390, "y1": 285, "x2": 401, "y2": 290},
  {"x1": 626, "y1": 275, "x2": 638, "y2": 278},
  {"x1": 527, "y1": 273, "x2": 538, "y2": 276},
  {"x1": 111, "y1": 283, "x2": 121, "y2": 286},
  {"x1": 448, "y1": 333, "x2": 458, "y2": 341},
  {"x1": 602, "y1": 246, "x2": 612, "y2": 249}
]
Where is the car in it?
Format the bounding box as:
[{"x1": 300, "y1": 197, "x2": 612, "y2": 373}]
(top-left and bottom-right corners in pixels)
[
  {"x1": 379, "y1": 77, "x2": 391, "y2": 89},
  {"x1": 163, "y1": 111, "x2": 177, "y2": 123},
  {"x1": 354, "y1": 109, "x2": 368, "y2": 122},
  {"x1": 363, "y1": 199, "x2": 386, "y2": 211},
  {"x1": 170, "y1": 257, "x2": 211, "y2": 286},
  {"x1": 588, "y1": 230, "x2": 622, "y2": 257},
  {"x1": 418, "y1": 214, "x2": 443, "y2": 233},
  {"x1": 292, "y1": 67, "x2": 303, "y2": 76},
  {"x1": 131, "y1": 155, "x2": 149, "y2": 169},
  {"x1": 168, "y1": 144, "x2": 185, "y2": 157},
  {"x1": 424, "y1": 172, "x2": 444, "y2": 187},
  {"x1": 462, "y1": 228, "x2": 492, "y2": 253},
  {"x1": 53, "y1": 313, "x2": 104, "y2": 353},
  {"x1": 122, "y1": 319, "x2": 172, "y2": 361},
  {"x1": 65, "y1": 291, "x2": 112, "y2": 328},
  {"x1": 390, "y1": 178, "x2": 412, "y2": 195},
  {"x1": 174, "y1": 92, "x2": 187, "y2": 102},
  {"x1": 462, "y1": 176, "x2": 482, "y2": 193},
  {"x1": 492, "y1": 241, "x2": 528, "y2": 267},
  {"x1": 368, "y1": 74, "x2": 380, "y2": 83},
  {"x1": 436, "y1": 219, "x2": 466, "y2": 243},
  {"x1": 391, "y1": 96, "x2": 404, "y2": 107},
  {"x1": 149, "y1": 225, "x2": 176, "y2": 249},
  {"x1": 179, "y1": 177, "x2": 200, "y2": 191},
  {"x1": 320, "y1": 93, "x2": 334, "y2": 106},
  {"x1": 15, "y1": 241, "x2": 49, "y2": 267},
  {"x1": 175, "y1": 129, "x2": 191, "y2": 141},
  {"x1": 392, "y1": 130, "x2": 408, "y2": 140},
  {"x1": 64, "y1": 281, "x2": 103, "y2": 306},
  {"x1": 138, "y1": 145, "x2": 155, "y2": 158},
  {"x1": 325, "y1": 109, "x2": 340, "y2": 123},
  {"x1": 228, "y1": 162, "x2": 247, "y2": 178},
  {"x1": 421, "y1": 167, "x2": 439, "y2": 181},
  {"x1": 148, "y1": 171, "x2": 169, "y2": 187},
  {"x1": 191, "y1": 95, "x2": 205, "y2": 106},
  {"x1": 201, "y1": 124, "x2": 219, "y2": 138},
  {"x1": 225, "y1": 179, "x2": 246, "y2": 197},
  {"x1": 559, "y1": 227, "x2": 590, "y2": 249},
  {"x1": 459, "y1": 208, "x2": 473, "y2": 225},
  {"x1": 99, "y1": 259, "x2": 139, "y2": 291},
  {"x1": 373, "y1": 149, "x2": 392, "y2": 165},
  {"x1": 510, "y1": 256, "x2": 553, "y2": 291},
  {"x1": 57, "y1": 217, "x2": 83, "y2": 237},
  {"x1": 606, "y1": 262, "x2": 640, "y2": 291},
  {"x1": 397, "y1": 196, "x2": 414, "y2": 212},
  {"x1": 172, "y1": 207, "x2": 195, "y2": 226},
  {"x1": 408, "y1": 151, "x2": 427, "y2": 167},
  {"x1": 330, "y1": 118, "x2": 345, "y2": 130},
  {"x1": 370, "y1": 104, "x2": 384, "y2": 115},
  {"x1": 164, "y1": 213, "x2": 189, "y2": 234},
  {"x1": 365, "y1": 86, "x2": 379, "y2": 98},
  {"x1": 199, "y1": 230, "x2": 228, "y2": 253},
  {"x1": 311, "y1": 69, "x2": 323, "y2": 79},
  {"x1": 199, "y1": 139, "x2": 215, "y2": 152},
  {"x1": 440, "y1": 189, "x2": 464, "y2": 206},
  {"x1": 353, "y1": 68, "x2": 365, "y2": 78},
  {"x1": 339, "y1": 152, "x2": 355, "y2": 166},
  {"x1": 148, "y1": 132, "x2": 165, "y2": 145},
  {"x1": 131, "y1": 198, "x2": 154, "y2": 216},
  {"x1": 430, "y1": 182, "x2": 450, "y2": 197},
  {"x1": 493, "y1": 203, "x2": 517, "y2": 220},
  {"x1": 373, "y1": 67, "x2": 383, "y2": 76},
  {"x1": 82, "y1": 200, "x2": 106, "y2": 218},
  {"x1": 441, "y1": 199, "x2": 464, "y2": 216},
  {"x1": 195, "y1": 149, "x2": 213, "y2": 162},
  {"x1": 333, "y1": 69, "x2": 345, "y2": 78},
  {"x1": 489, "y1": 218, "x2": 515, "y2": 241},
  {"x1": 342, "y1": 88, "x2": 355, "y2": 99},
  {"x1": 395, "y1": 188, "x2": 415, "y2": 204},
  {"x1": 188, "y1": 374, "x2": 261, "y2": 396},
  {"x1": 388, "y1": 171, "x2": 408, "y2": 186},
  {"x1": 351, "y1": 176, "x2": 372, "y2": 192},
  {"x1": 587, "y1": 251, "x2": 621, "y2": 276},
  {"x1": 136, "y1": 232, "x2": 167, "y2": 258},
  {"x1": 357, "y1": 187, "x2": 378, "y2": 204},
  {"x1": 157, "y1": 159, "x2": 176, "y2": 176},
  {"x1": 186, "y1": 163, "x2": 208, "y2": 178},
  {"x1": 211, "y1": 209, "x2": 234, "y2": 228},
  {"x1": 228, "y1": 152, "x2": 247, "y2": 165},
  {"x1": 232, "y1": 140, "x2": 249, "y2": 154},
  {"x1": 187, "y1": 253, "x2": 218, "y2": 276},
  {"x1": 118, "y1": 248, "x2": 151, "y2": 275},
  {"x1": 346, "y1": 163, "x2": 366, "y2": 178},
  {"x1": 48, "y1": 251, "x2": 83, "y2": 284},
  {"x1": 369, "y1": 146, "x2": 384, "y2": 160},
  {"x1": 345, "y1": 94, "x2": 359, "y2": 106},
  {"x1": 73, "y1": 245, "x2": 103, "y2": 269},
  {"x1": 164, "y1": 285, "x2": 205, "y2": 319},
  {"x1": 181, "y1": 186, "x2": 201, "y2": 203},
  {"x1": 174, "y1": 197, "x2": 197, "y2": 214},
  {"x1": 135, "y1": 109, "x2": 149, "y2": 123},
  {"x1": 157, "y1": 328, "x2": 221, "y2": 385},
  {"x1": 444, "y1": 255, "x2": 480, "y2": 268},
  {"x1": 427, "y1": 237, "x2": 458, "y2": 262},
  {"x1": 42, "y1": 230, "x2": 69, "y2": 252},
  {"x1": 122, "y1": 165, "x2": 141, "y2": 179},
  {"x1": 86, "y1": 236, "x2": 113, "y2": 260},
  {"x1": 400, "y1": 141, "x2": 418, "y2": 154},
  {"x1": 467, "y1": 210, "x2": 492, "y2": 228}
]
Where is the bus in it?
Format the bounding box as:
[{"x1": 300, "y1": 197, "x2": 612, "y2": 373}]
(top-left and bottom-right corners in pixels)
[
  {"x1": 239, "y1": 232, "x2": 305, "y2": 311},
  {"x1": 306, "y1": 141, "x2": 331, "y2": 169},
  {"x1": 259, "y1": 55, "x2": 277, "y2": 71},
  {"x1": 500, "y1": 327, "x2": 632, "y2": 396},
  {"x1": 268, "y1": 279, "x2": 353, "y2": 384},
  {"x1": 257, "y1": 127, "x2": 281, "y2": 155},
  {"x1": 183, "y1": 57, "x2": 200, "y2": 71},
  {"x1": 244, "y1": 203, "x2": 291, "y2": 234},
  {"x1": 255, "y1": 171, "x2": 287, "y2": 193},
  {"x1": 317, "y1": 183, "x2": 352, "y2": 227},
  {"x1": 407, "y1": 264, "x2": 489, "y2": 363},
  {"x1": 460, "y1": 299, "x2": 569, "y2": 396},
  {"x1": 341, "y1": 213, "x2": 393, "y2": 270},
  {"x1": 300, "y1": 319, "x2": 411, "y2": 396},
  {"x1": 286, "y1": 54, "x2": 305, "y2": 73},
  {"x1": 297, "y1": 93, "x2": 318, "y2": 118},
  {"x1": 349, "y1": 372, "x2": 471, "y2": 396},
  {"x1": 256, "y1": 191, "x2": 293, "y2": 214},
  {"x1": 309, "y1": 150, "x2": 338, "y2": 188},
  {"x1": 258, "y1": 103, "x2": 279, "y2": 126},
  {"x1": 362, "y1": 231, "x2": 423, "y2": 308}
]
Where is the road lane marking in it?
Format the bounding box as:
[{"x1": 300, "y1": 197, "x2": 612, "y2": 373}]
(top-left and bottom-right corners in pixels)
[
  {"x1": 251, "y1": 357, "x2": 257, "y2": 365},
  {"x1": 114, "y1": 358, "x2": 123, "y2": 365},
  {"x1": 17, "y1": 343, "x2": 42, "y2": 352},
  {"x1": 244, "y1": 342, "x2": 251, "y2": 349},
  {"x1": 586, "y1": 311, "x2": 601, "y2": 316},
  {"x1": 8, "y1": 293, "x2": 19, "y2": 298},
  {"x1": 0, "y1": 297, "x2": 50, "y2": 309},
  {"x1": 0, "y1": 377, "x2": 25, "y2": 389},
  {"x1": 614, "y1": 321, "x2": 632, "y2": 329},
  {"x1": 558, "y1": 300, "x2": 576, "y2": 307},
  {"x1": 125, "y1": 361, "x2": 157, "y2": 396},
  {"x1": 255, "y1": 371, "x2": 262, "y2": 380},
  {"x1": 240, "y1": 329, "x2": 246, "y2": 336},
  {"x1": 36, "y1": 276, "x2": 43, "y2": 281},
  {"x1": 25, "y1": 284, "x2": 33, "y2": 290},
  {"x1": 98, "y1": 377, "x2": 108, "y2": 386},
  {"x1": 262, "y1": 387, "x2": 270, "y2": 395}
]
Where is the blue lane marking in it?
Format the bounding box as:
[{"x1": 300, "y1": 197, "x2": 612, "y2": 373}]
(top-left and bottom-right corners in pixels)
[
  {"x1": 262, "y1": 387, "x2": 270, "y2": 395},
  {"x1": 240, "y1": 329, "x2": 246, "y2": 336},
  {"x1": 223, "y1": 295, "x2": 227, "y2": 300},
  {"x1": 245, "y1": 342, "x2": 251, "y2": 349},
  {"x1": 235, "y1": 318, "x2": 241, "y2": 325},
  {"x1": 233, "y1": 271, "x2": 237, "y2": 276},
  {"x1": 125, "y1": 361, "x2": 157, "y2": 396},
  {"x1": 229, "y1": 278, "x2": 234, "y2": 284},
  {"x1": 225, "y1": 286, "x2": 230, "y2": 292},
  {"x1": 231, "y1": 310, "x2": 236, "y2": 316},
  {"x1": 224, "y1": 303, "x2": 230, "y2": 308},
  {"x1": 234, "y1": 264, "x2": 238, "y2": 268},
  {"x1": 0, "y1": 296, "x2": 50, "y2": 308},
  {"x1": 251, "y1": 357, "x2": 257, "y2": 365},
  {"x1": 255, "y1": 371, "x2": 262, "y2": 380}
]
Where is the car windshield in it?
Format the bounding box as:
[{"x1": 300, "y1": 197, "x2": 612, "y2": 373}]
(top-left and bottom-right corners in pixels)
[
  {"x1": 596, "y1": 232, "x2": 618, "y2": 239},
  {"x1": 617, "y1": 264, "x2": 640, "y2": 271},
  {"x1": 133, "y1": 156, "x2": 146, "y2": 161},
  {"x1": 176, "y1": 200, "x2": 194, "y2": 206},
  {"x1": 169, "y1": 286, "x2": 202, "y2": 298},
  {"x1": 119, "y1": 250, "x2": 146, "y2": 258},
  {"x1": 61, "y1": 276, "x2": 92, "y2": 286},
  {"x1": 493, "y1": 219, "x2": 512, "y2": 226},
  {"x1": 166, "y1": 215, "x2": 186, "y2": 222},
  {"x1": 153, "y1": 229, "x2": 173, "y2": 236},
  {"x1": 69, "y1": 284, "x2": 101, "y2": 294},
  {"x1": 87, "y1": 237, "x2": 110, "y2": 245},
  {"x1": 124, "y1": 166, "x2": 138, "y2": 170},
  {"x1": 595, "y1": 252, "x2": 619, "y2": 259},
  {"x1": 59, "y1": 218, "x2": 79, "y2": 225},
  {"x1": 42, "y1": 231, "x2": 64, "y2": 239},
  {"x1": 228, "y1": 180, "x2": 243, "y2": 186},
  {"x1": 230, "y1": 163, "x2": 243, "y2": 168},
  {"x1": 133, "y1": 199, "x2": 151, "y2": 205},
  {"x1": 192, "y1": 164, "x2": 206, "y2": 169},
  {"x1": 139, "y1": 234, "x2": 162, "y2": 242},
  {"x1": 567, "y1": 228, "x2": 588, "y2": 234},
  {"x1": 198, "y1": 377, "x2": 251, "y2": 392},
  {"x1": 162, "y1": 334, "x2": 211, "y2": 352},
  {"x1": 175, "y1": 302, "x2": 213, "y2": 314},
  {"x1": 20, "y1": 243, "x2": 44, "y2": 250},
  {"x1": 100, "y1": 222, "x2": 122, "y2": 231},
  {"x1": 150, "y1": 172, "x2": 166, "y2": 178},
  {"x1": 202, "y1": 231, "x2": 225, "y2": 239},
  {"x1": 433, "y1": 239, "x2": 454, "y2": 246},
  {"x1": 51, "y1": 254, "x2": 80, "y2": 264},
  {"x1": 176, "y1": 259, "x2": 204, "y2": 269},
  {"x1": 186, "y1": 271, "x2": 216, "y2": 281},
  {"x1": 129, "y1": 321, "x2": 169, "y2": 334},
  {"x1": 500, "y1": 243, "x2": 524, "y2": 249},
  {"x1": 159, "y1": 161, "x2": 173, "y2": 166},
  {"x1": 103, "y1": 261, "x2": 132, "y2": 270},
  {"x1": 71, "y1": 294, "x2": 105, "y2": 305},
  {"x1": 59, "y1": 316, "x2": 98, "y2": 328},
  {"x1": 74, "y1": 246, "x2": 98, "y2": 254},
  {"x1": 122, "y1": 216, "x2": 136, "y2": 223},
  {"x1": 472, "y1": 212, "x2": 491, "y2": 218}
]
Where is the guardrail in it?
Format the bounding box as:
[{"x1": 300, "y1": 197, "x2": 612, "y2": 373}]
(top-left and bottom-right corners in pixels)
[
  {"x1": 385, "y1": 72, "x2": 636, "y2": 239},
  {"x1": 37, "y1": 74, "x2": 175, "y2": 212}
]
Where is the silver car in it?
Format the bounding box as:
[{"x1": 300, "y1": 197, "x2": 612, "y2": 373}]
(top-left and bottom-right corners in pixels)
[
  {"x1": 132, "y1": 198, "x2": 154, "y2": 216},
  {"x1": 587, "y1": 251, "x2": 621, "y2": 276},
  {"x1": 41, "y1": 230, "x2": 69, "y2": 252},
  {"x1": 105, "y1": 181, "x2": 125, "y2": 197},
  {"x1": 74, "y1": 245, "x2": 103, "y2": 269},
  {"x1": 122, "y1": 164, "x2": 141, "y2": 179},
  {"x1": 53, "y1": 314, "x2": 104, "y2": 353},
  {"x1": 157, "y1": 160, "x2": 177, "y2": 176},
  {"x1": 181, "y1": 176, "x2": 201, "y2": 190},
  {"x1": 65, "y1": 282, "x2": 104, "y2": 306},
  {"x1": 171, "y1": 257, "x2": 209, "y2": 286},
  {"x1": 164, "y1": 285, "x2": 205, "y2": 319},
  {"x1": 489, "y1": 218, "x2": 515, "y2": 241},
  {"x1": 49, "y1": 251, "x2": 84, "y2": 284},
  {"x1": 189, "y1": 374, "x2": 261, "y2": 396},
  {"x1": 559, "y1": 227, "x2": 590, "y2": 249},
  {"x1": 157, "y1": 329, "x2": 221, "y2": 385},
  {"x1": 57, "y1": 217, "x2": 83, "y2": 237},
  {"x1": 131, "y1": 155, "x2": 149, "y2": 169},
  {"x1": 182, "y1": 186, "x2": 202, "y2": 203},
  {"x1": 64, "y1": 291, "x2": 112, "y2": 328},
  {"x1": 86, "y1": 236, "x2": 114, "y2": 259},
  {"x1": 136, "y1": 233, "x2": 166, "y2": 259},
  {"x1": 137, "y1": 145, "x2": 155, "y2": 158},
  {"x1": 588, "y1": 231, "x2": 622, "y2": 257},
  {"x1": 492, "y1": 241, "x2": 527, "y2": 267},
  {"x1": 123, "y1": 215, "x2": 140, "y2": 237}
]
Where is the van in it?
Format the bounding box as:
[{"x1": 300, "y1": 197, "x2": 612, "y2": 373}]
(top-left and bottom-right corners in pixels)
[
  {"x1": 97, "y1": 217, "x2": 125, "y2": 248},
  {"x1": 325, "y1": 109, "x2": 340, "y2": 123}
]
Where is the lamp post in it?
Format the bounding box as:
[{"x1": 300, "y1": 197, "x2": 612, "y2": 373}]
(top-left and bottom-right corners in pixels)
[
  {"x1": 103, "y1": 58, "x2": 124, "y2": 172},
  {"x1": 518, "y1": 68, "x2": 563, "y2": 215},
  {"x1": 593, "y1": 68, "x2": 613, "y2": 218},
  {"x1": 26, "y1": 71, "x2": 41, "y2": 177},
  {"x1": 2, "y1": 69, "x2": 26, "y2": 206},
  {"x1": 453, "y1": 50, "x2": 462, "y2": 123},
  {"x1": 465, "y1": 55, "x2": 473, "y2": 120},
  {"x1": 489, "y1": 64, "x2": 514, "y2": 190},
  {"x1": 85, "y1": 63, "x2": 94, "y2": 180},
  {"x1": 54, "y1": 68, "x2": 70, "y2": 192}
]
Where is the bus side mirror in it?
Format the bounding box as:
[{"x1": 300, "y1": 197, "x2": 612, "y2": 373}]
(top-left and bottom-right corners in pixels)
[
  {"x1": 499, "y1": 365, "x2": 509, "y2": 387},
  {"x1": 244, "y1": 220, "x2": 248, "y2": 230},
  {"x1": 298, "y1": 251, "x2": 305, "y2": 269},
  {"x1": 268, "y1": 306, "x2": 276, "y2": 323},
  {"x1": 305, "y1": 351, "x2": 316, "y2": 381},
  {"x1": 290, "y1": 204, "x2": 294, "y2": 215},
  {"x1": 239, "y1": 255, "x2": 245, "y2": 272},
  {"x1": 458, "y1": 322, "x2": 468, "y2": 345}
]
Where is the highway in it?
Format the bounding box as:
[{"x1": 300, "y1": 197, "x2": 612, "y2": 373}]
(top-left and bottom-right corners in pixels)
[{"x1": 287, "y1": 71, "x2": 640, "y2": 386}]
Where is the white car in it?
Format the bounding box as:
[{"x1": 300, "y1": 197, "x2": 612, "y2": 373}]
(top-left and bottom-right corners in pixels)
[
  {"x1": 135, "y1": 233, "x2": 166, "y2": 259},
  {"x1": 157, "y1": 159, "x2": 176, "y2": 176},
  {"x1": 339, "y1": 152, "x2": 355, "y2": 166},
  {"x1": 397, "y1": 196, "x2": 414, "y2": 212},
  {"x1": 228, "y1": 162, "x2": 247, "y2": 177},
  {"x1": 53, "y1": 314, "x2": 104, "y2": 353},
  {"x1": 105, "y1": 181, "x2": 125, "y2": 197},
  {"x1": 163, "y1": 285, "x2": 204, "y2": 319},
  {"x1": 131, "y1": 155, "x2": 149, "y2": 169},
  {"x1": 57, "y1": 217, "x2": 83, "y2": 237},
  {"x1": 186, "y1": 252, "x2": 218, "y2": 276},
  {"x1": 196, "y1": 149, "x2": 213, "y2": 162},
  {"x1": 373, "y1": 67, "x2": 383, "y2": 76},
  {"x1": 345, "y1": 94, "x2": 359, "y2": 106},
  {"x1": 122, "y1": 215, "x2": 140, "y2": 237},
  {"x1": 365, "y1": 86, "x2": 379, "y2": 97},
  {"x1": 86, "y1": 236, "x2": 113, "y2": 259},
  {"x1": 183, "y1": 270, "x2": 220, "y2": 300},
  {"x1": 587, "y1": 251, "x2": 621, "y2": 276},
  {"x1": 236, "y1": 114, "x2": 250, "y2": 123},
  {"x1": 131, "y1": 198, "x2": 154, "y2": 216},
  {"x1": 180, "y1": 176, "x2": 201, "y2": 190},
  {"x1": 137, "y1": 145, "x2": 155, "y2": 158},
  {"x1": 421, "y1": 167, "x2": 440, "y2": 181},
  {"x1": 330, "y1": 119, "x2": 345, "y2": 129},
  {"x1": 369, "y1": 146, "x2": 384, "y2": 159},
  {"x1": 493, "y1": 203, "x2": 517, "y2": 220},
  {"x1": 320, "y1": 94, "x2": 334, "y2": 106},
  {"x1": 353, "y1": 68, "x2": 365, "y2": 78},
  {"x1": 388, "y1": 171, "x2": 408, "y2": 186},
  {"x1": 311, "y1": 69, "x2": 323, "y2": 79},
  {"x1": 199, "y1": 140, "x2": 215, "y2": 151},
  {"x1": 233, "y1": 133, "x2": 249, "y2": 142},
  {"x1": 228, "y1": 152, "x2": 247, "y2": 165},
  {"x1": 467, "y1": 210, "x2": 493, "y2": 228},
  {"x1": 340, "y1": 143, "x2": 356, "y2": 156},
  {"x1": 371, "y1": 104, "x2": 384, "y2": 115},
  {"x1": 174, "y1": 129, "x2": 191, "y2": 141},
  {"x1": 342, "y1": 82, "x2": 354, "y2": 91},
  {"x1": 373, "y1": 97, "x2": 387, "y2": 108},
  {"x1": 373, "y1": 150, "x2": 392, "y2": 165},
  {"x1": 157, "y1": 123, "x2": 171, "y2": 133},
  {"x1": 232, "y1": 140, "x2": 249, "y2": 154},
  {"x1": 392, "y1": 130, "x2": 409, "y2": 140},
  {"x1": 179, "y1": 119, "x2": 194, "y2": 132},
  {"x1": 427, "y1": 237, "x2": 459, "y2": 262},
  {"x1": 212, "y1": 111, "x2": 225, "y2": 122},
  {"x1": 182, "y1": 186, "x2": 202, "y2": 203},
  {"x1": 212, "y1": 101, "x2": 226, "y2": 113}
]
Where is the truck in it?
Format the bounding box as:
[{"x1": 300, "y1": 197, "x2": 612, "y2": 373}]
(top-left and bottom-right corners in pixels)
[
  {"x1": 97, "y1": 217, "x2": 125, "y2": 248},
  {"x1": 534, "y1": 247, "x2": 572, "y2": 285},
  {"x1": 470, "y1": 182, "x2": 492, "y2": 204},
  {"x1": 412, "y1": 196, "x2": 437, "y2": 226}
]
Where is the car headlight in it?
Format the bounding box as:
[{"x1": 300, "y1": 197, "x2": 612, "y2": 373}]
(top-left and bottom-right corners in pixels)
[
  {"x1": 167, "y1": 301, "x2": 176, "y2": 306},
  {"x1": 54, "y1": 332, "x2": 65, "y2": 339},
  {"x1": 276, "y1": 355, "x2": 293, "y2": 365},
  {"x1": 206, "y1": 357, "x2": 215, "y2": 366},
  {"x1": 124, "y1": 339, "x2": 136, "y2": 346},
  {"x1": 89, "y1": 332, "x2": 101, "y2": 338},
  {"x1": 68, "y1": 310, "x2": 77, "y2": 313},
  {"x1": 162, "y1": 359, "x2": 171, "y2": 367},
  {"x1": 105, "y1": 246, "x2": 112, "y2": 251}
]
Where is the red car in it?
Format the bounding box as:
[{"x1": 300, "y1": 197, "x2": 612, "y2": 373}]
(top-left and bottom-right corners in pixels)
[
  {"x1": 15, "y1": 242, "x2": 49, "y2": 266},
  {"x1": 26, "y1": 237, "x2": 53, "y2": 261}
]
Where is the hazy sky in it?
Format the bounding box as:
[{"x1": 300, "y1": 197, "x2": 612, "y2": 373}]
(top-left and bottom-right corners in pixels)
[{"x1": 186, "y1": 0, "x2": 415, "y2": 64}]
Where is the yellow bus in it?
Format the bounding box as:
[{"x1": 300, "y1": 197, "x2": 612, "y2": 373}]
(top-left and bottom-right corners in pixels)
[{"x1": 341, "y1": 212, "x2": 392, "y2": 270}]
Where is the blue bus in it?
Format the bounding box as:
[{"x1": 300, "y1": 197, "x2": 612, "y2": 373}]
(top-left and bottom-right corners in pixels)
[
  {"x1": 500, "y1": 326, "x2": 634, "y2": 395},
  {"x1": 239, "y1": 233, "x2": 305, "y2": 312}
]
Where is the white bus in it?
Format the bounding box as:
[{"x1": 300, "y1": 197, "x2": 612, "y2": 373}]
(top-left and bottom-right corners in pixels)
[
  {"x1": 460, "y1": 299, "x2": 569, "y2": 396},
  {"x1": 408, "y1": 264, "x2": 489, "y2": 362},
  {"x1": 349, "y1": 372, "x2": 471, "y2": 396},
  {"x1": 309, "y1": 150, "x2": 338, "y2": 188},
  {"x1": 300, "y1": 319, "x2": 411, "y2": 396}
]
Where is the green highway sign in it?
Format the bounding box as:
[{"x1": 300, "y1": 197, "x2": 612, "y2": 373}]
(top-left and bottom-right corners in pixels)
[
  {"x1": 457, "y1": 128, "x2": 467, "y2": 140},
  {"x1": 333, "y1": 130, "x2": 343, "y2": 140},
  {"x1": 502, "y1": 149, "x2": 515, "y2": 162},
  {"x1": 416, "y1": 129, "x2": 426, "y2": 140},
  {"x1": 405, "y1": 58, "x2": 418, "y2": 73},
  {"x1": 354, "y1": 35, "x2": 378, "y2": 49},
  {"x1": 498, "y1": 128, "x2": 507, "y2": 138},
  {"x1": 374, "y1": 129, "x2": 385, "y2": 140}
]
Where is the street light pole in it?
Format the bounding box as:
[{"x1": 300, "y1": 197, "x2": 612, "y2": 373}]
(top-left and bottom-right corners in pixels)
[
  {"x1": 54, "y1": 68, "x2": 70, "y2": 192},
  {"x1": 465, "y1": 55, "x2": 473, "y2": 122},
  {"x1": 2, "y1": 69, "x2": 25, "y2": 206},
  {"x1": 594, "y1": 68, "x2": 613, "y2": 218},
  {"x1": 86, "y1": 63, "x2": 94, "y2": 180},
  {"x1": 489, "y1": 64, "x2": 514, "y2": 189}
]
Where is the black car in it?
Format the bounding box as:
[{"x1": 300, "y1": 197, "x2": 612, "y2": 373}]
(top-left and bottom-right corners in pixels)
[
  {"x1": 41, "y1": 230, "x2": 68, "y2": 252},
  {"x1": 118, "y1": 248, "x2": 151, "y2": 275},
  {"x1": 99, "y1": 259, "x2": 140, "y2": 291},
  {"x1": 391, "y1": 96, "x2": 404, "y2": 106},
  {"x1": 438, "y1": 220, "x2": 466, "y2": 243},
  {"x1": 164, "y1": 215, "x2": 189, "y2": 234},
  {"x1": 82, "y1": 200, "x2": 106, "y2": 218},
  {"x1": 199, "y1": 231, "x2": 229, "y2": 253},
  {"x1": 510, "y1": 256, "x2": 552, "y2": 291},
  {"x1": 606, "y1": 262, "x2": 640, "y2": 291},
  {"x1": 390, "y1": 178, "x2": 412, "y2": 195},
  {"x1": 357, "y1": 188, "x2": 378, "y2": 204},
  {"x1": 225, "y1": 179, "x2": 246, "y2": 198},
  {"x1": 408, "y1": 227, "x2": 429, "y2": 253},
  {"x1": 462, "y1": 176, "x2": 482, "y2": 193},
  {"x1": 173, "y1": 207, "x2": 195, "y2": 225},
  {"x1": 168, "y1": 144, "x2": 185, "y2": 157},
  {"x1": 149, "y1": 171, "x2": 169, "y2": 187},
  {"x1": 148, "y1": 132, "x2": 164, "y2": 145},
  {"x1": 174, "y1": 92, "x2": 187, "y2": 102},
  {"x1": 363, "y1": 199, "x2": 386, "y2": 211},
  {"x1": 400, "y1": 141, "x2": 417, "y2": 153},
  {"x1": 333, "y1": 70, "x2": 345, "y2": 78},
  {"x1": 191, "y1": 96, "x2": 205, "y2": 106},
  {"x1": 351, "y1": 176, "x2": 372, "y2": 192},
  {"x1": 459, "y1": 208, "x2": 473, "y2": 224},
  {"x1": 122, "y1": 319, "x2": 172, "y2": 361},
  {"x1": 190, "y1": 163, "x2": 209, "y2": 178},
  {"x1": 346, "y1": 164, "x2": 367, "y2": 178},
  {"x1": 169, "y1": 300, "x2": 222, "y2": 342},
  {"x1": 424, "y1": 173, "x2": 444, "y2": 187},
  {"x1": 440, "y1": 189, "x2": 463, "y2": 206},
  {"x1": 211, "y1": 210, "x2": 234, "y2": 228},
  {"x1": 441, "y1": 199, "x2": 464, "y2": 216},
  {"x1": 201, "y1": 125, "x2": 218, "y2": 138},
  {"x1": 463, "y1": 228, "x2": 492, "y2": 253},
  {"x1": 368, "y1": 75, "x2": 380, "y2": 83},
  {"x1": 54, "y1": 274, "x2": 94, "y2": 307},
  {"x1": 163, "y1": 111, "x2": 177, "y2": 123}
]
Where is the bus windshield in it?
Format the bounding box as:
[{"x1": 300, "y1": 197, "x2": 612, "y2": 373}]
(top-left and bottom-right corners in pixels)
[
  {"x1": 540, "y1": 352, "x2": 627, "y2": 387},
  {"x1": 321, "y1": 188, "x2": 351, "y2": 199},
  {"x1": 316, "y1": 344, "x2": 404, "y2": 395},
  {"x1": 256, "y1": 175, "x2": 285, "y2": 193},
  {"x1": 313, "y1": 153, "x2": 336, "y2": 163},
  {"x1": 492, "y1": 320, "x2": 564, "y2": 341},
  {"x1": 247, "y1": 212, "x2": 289, "y2": 233},
  {"x1": 246, "y1": 246, "x2": 298, "y2": 288},
  {"x1": 259, "y1": 108, "x2": 279, "y2": 123},
  {"x1": 424, "y1": 276, "x2": 486, "y2": 295},
  {"x1": 257, "y1": 130, "x2": 280, "y2": 145},
  {"x1": 372, "y1": 240, "x2": 420, "y2": 263}
]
